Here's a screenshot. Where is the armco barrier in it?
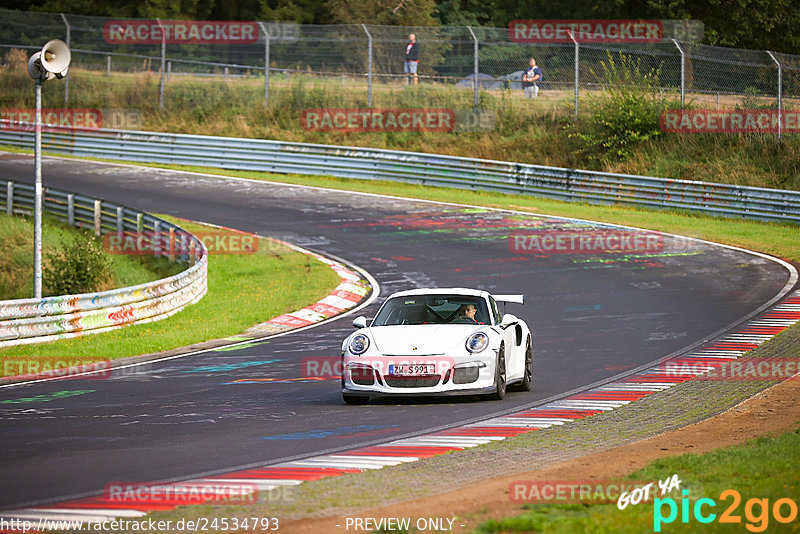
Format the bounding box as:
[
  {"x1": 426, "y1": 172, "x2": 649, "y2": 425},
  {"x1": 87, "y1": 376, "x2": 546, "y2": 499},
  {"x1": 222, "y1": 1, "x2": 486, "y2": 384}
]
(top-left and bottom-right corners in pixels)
[
  {"x1": 1, "y1": 122, "x2": 798, "y2": 224},
  {"x1": 0, "y1": 179, "x2": 208, "y2": 347}
]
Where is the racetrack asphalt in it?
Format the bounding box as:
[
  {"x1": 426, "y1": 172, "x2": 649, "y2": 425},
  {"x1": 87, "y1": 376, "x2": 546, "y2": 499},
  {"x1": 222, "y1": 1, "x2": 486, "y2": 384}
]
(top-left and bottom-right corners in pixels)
[{"x1": 0, "y1": 153, "x2": 794, "y2": 510}]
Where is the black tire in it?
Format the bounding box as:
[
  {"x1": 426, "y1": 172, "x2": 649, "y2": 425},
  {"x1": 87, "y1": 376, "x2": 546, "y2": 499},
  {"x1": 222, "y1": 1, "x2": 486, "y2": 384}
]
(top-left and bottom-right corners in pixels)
[
  {"x1": 343, "y1": 393, "x2": 370, "y2": 405},
  {"x1": 487, "y1": 344, "x2": 506, "y2": 400},
  {"x1": 510, "y1": 337, "x2": 533, "y2": 392}
]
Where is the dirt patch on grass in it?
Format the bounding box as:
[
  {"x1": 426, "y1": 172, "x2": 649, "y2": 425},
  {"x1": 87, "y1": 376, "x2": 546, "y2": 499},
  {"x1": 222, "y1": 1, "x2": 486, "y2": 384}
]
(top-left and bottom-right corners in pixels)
[{"x1": 282, "y1": 376, "x2": 800, "y2": 533}]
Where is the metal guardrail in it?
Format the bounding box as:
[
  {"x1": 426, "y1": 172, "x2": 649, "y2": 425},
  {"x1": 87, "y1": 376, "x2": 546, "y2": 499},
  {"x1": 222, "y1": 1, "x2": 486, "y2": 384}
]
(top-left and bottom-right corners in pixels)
[
  {"x1": 0, "y1": 179, "x2": 208, "y2": 347},
  {"x1": 0, "y1": 123, "x2": 798, "y2": 224}
]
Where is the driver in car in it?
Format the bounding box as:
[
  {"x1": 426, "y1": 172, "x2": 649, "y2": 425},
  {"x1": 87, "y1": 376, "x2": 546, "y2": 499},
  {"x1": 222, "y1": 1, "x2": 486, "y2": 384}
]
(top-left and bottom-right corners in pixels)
[{"x1": 454, "y1": 303, "x2": 478, "y2": 323}]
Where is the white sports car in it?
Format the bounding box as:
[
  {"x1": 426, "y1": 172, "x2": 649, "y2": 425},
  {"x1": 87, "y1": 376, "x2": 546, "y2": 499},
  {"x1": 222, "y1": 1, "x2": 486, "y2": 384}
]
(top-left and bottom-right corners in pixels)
[{"x1": 341, "y1": 288, "x2": 533, "y2": 404}]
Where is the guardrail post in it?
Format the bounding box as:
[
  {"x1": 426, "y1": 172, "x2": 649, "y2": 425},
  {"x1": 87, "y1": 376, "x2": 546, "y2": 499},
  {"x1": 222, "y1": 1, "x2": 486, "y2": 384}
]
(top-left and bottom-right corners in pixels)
[
  {"x1": 568, "y1": 31, "x2": 579, "y2": 120},
  {"x1": 60, "y1": 13, "x2": 70, "y2": 105},
  {"x1": 153, "y1": 220, "x2": 161, "y2": 257},
  {"x1": 672, "y1": 39, "x2": 685, "y2": 108},
  {"x1": 93, "y1": 199, "x2": 101, "y2": 236},
  {"x1": 168, "y1": 227, "x2": 175, "y2": 261},
  {"x1": 180, "y1": 232, "x2": 188, "y2": 262},
  {"x1": 467, "y1": 26, "x2": 479, "y2": 110},
  {"x1": 361, "y1": 24, "x2": 373, "y2": 107},
  {"x1": 258, "y1": 22, "x2": 270, "y2": 103},
  {"x1": 136, "y1": 213, "x2": 143, "y2": 233},
  {"x1": 67, "y1": 193, "x2": 74, "y2": 226},
  {"x1": 767, "y1": 51, "x2": 782, "y2": 140},
  {"x1": 116, "y1": 206, "x2": 124, "y2": 233},
  {"x1": 6, "y1": 182, "x2": 12, "y2": 216},
  {"x1": 157, "y1": 18, "x2": 166, "y2": 109},
  {"x1": 189, "y1": 238, "x2": 196, "y2": 265}
]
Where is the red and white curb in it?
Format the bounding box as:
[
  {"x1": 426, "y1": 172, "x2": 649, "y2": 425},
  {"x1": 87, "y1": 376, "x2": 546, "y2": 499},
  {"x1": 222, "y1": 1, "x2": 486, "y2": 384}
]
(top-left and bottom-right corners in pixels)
[
  {"x1": 2, "y1": 291, "x2": 798, "y2": 527},
  {"x1": 255, "y1": 246, "x2": 369, "y2": 331}
]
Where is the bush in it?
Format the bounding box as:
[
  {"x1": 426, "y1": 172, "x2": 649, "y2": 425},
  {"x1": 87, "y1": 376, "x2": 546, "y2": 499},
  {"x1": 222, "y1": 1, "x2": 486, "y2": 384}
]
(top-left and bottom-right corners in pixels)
[
  {"x1": 44, "y1": 231, "x2": 112, "y2": 296},
  {"x1": 569, "y1": 52, "x2": 674, "y2": 165}
]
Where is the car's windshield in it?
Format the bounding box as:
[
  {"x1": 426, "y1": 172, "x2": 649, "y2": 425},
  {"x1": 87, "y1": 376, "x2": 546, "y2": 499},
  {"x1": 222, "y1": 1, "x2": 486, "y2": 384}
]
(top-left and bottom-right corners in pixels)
[{"x1": 372, "y1": 295, "x2": 490, "y2": 326}]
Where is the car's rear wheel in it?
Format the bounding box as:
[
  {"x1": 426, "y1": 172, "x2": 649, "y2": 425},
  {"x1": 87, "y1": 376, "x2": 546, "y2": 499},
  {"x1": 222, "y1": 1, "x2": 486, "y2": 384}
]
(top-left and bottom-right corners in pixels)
[
  {"x1": 343, "y1": 393, "x2": 370, "y2": 405},
  {"x1": 487, "y1": 344, "x2": 506, "y2": 400},
  {"x1": 510, "y1": 336, "x2": 533, "y2": 392}
]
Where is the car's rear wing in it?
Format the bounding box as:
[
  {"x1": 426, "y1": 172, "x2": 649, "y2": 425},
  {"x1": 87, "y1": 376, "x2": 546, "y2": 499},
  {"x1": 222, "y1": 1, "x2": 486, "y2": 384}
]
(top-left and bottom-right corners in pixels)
[{"x1": 494, "y1": 294, "x2": 524, "y2": 305}]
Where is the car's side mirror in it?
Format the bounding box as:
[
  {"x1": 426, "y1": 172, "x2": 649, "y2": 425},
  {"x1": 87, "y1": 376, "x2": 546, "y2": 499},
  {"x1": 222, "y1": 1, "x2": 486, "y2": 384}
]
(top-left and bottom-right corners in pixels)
[
  {"x1": 352, "y1": 316, "x2": 368, "y2": 329},
  {"x1": 500, "y1": 313, "x2": 519, "y2": 326}
]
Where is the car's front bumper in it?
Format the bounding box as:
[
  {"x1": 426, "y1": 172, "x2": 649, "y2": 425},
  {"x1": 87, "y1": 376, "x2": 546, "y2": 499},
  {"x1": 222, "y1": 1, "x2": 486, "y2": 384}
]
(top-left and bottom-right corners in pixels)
[{"x1": 341, "y1": 351, "x2": 498, "y2": 397}]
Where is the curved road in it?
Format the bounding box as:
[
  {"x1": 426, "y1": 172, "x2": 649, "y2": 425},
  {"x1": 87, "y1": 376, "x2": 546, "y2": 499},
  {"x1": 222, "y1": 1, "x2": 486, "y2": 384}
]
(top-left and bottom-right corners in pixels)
[{"x1": 0, "y1": 154, "x2": 794, "y2": 509}]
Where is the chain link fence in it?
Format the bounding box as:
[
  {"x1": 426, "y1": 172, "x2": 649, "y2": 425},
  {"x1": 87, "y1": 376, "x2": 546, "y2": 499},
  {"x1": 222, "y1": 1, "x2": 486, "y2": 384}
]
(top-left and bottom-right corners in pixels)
[{"x1": 1, "y1": 8, "x2": 798, "y2": 129}]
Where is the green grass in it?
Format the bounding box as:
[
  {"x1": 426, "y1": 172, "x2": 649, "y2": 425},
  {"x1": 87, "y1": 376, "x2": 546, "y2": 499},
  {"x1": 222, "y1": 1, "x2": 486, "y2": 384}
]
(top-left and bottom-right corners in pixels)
[
  {"x1": 2, "y1": 63, "x2": 799, "y2": 191},
  {"x1": 0, "y1": 217, "x2": 342, "y2": 360},
  {"x1": 0, "y1": 212, "x2": 180, "y2": 300},
  {"x1": 475, "y1": 426, "x2": 800, "y2": 533}
]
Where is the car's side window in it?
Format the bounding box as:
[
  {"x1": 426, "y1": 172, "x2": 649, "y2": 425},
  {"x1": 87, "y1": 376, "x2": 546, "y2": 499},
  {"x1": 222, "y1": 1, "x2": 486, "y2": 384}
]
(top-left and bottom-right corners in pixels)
[{"x1": 489, "y1": 297, "x2": 502, "y2": 325}]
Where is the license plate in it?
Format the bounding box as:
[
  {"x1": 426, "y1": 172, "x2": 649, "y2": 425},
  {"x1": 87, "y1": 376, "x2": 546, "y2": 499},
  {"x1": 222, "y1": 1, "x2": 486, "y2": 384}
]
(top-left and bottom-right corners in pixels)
[{"x1": 388, "y1": 364, "x2": 436, "y2": 376}]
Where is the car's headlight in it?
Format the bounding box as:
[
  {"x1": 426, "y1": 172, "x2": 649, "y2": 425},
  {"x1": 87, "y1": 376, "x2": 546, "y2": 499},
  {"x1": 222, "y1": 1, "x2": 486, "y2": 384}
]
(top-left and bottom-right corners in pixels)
[
  {"x1": 349, "y1": 333, "x2": 370, "y2": 355},
  {"x1": 465, "y1": 332, "x2": 489, "y2": 353}
]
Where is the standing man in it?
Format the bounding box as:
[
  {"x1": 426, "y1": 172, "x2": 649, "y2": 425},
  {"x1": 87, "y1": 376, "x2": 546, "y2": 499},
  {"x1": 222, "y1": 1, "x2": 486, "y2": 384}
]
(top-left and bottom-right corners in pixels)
[
  {"x1": 522, "y1": 57, "x2": 542, "y2": 98},
  {"x1": 404, "y1": 33, "x2": 419, "y2": 86}
]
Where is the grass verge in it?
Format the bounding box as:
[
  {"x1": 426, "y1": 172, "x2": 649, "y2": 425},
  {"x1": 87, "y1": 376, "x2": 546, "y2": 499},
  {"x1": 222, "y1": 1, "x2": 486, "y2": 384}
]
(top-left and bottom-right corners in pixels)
[
  {"x1": 476, "y1": 426, "x2": 800, "y2": 533},
  {"x1": 0, "y1": 212, "x2": 180, "y2": 300},
  {"x1": 1, "y1": 64, "x2": 798, "y2": 190},
  {"x1": 0, "y1": 216, "x2": 341, "y2": 360}
]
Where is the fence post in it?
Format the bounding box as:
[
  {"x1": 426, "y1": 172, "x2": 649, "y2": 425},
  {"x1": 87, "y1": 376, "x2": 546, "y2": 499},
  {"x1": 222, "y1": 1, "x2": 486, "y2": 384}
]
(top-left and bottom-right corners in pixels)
[
  {"x1": 60, "y1": 13, "x2": 70, "y2": 105},
  {"x1": 257, "y1": 22, "x2": 270, "y2": 103},
  {"x1": 568, "y1": 31, "x2": 579, "y2": 120},
  {"x1": 67, "y1": 193, "x2": 74, "y2": 226},
  {"x1": 157, "y1": 18, "x2": 166, "y2": 109},
  {"x1": 467, "y1": 26, "x2": 479, "y2": 109},
  {"x1": 672, "y1": 39, "x2": 685, "y2": 108},
  {"x1": 766, "y1": 51, "x2": 782, "y2": 140},
  {"x1": 361, "y1": 24, "x2": 373, "y2": 107},
  {"x1": 6, "y1": 182, "x2": 12, "y2": 216}
]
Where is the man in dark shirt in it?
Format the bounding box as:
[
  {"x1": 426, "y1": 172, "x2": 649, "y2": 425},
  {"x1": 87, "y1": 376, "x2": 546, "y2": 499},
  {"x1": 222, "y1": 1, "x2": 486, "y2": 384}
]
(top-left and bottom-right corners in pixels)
[
  {"x1": 404, "y1": 33, "x2": 419, "y2": 86},
  {"x1": 522, "y1": 57, "x2": 542, "y2": 98}
]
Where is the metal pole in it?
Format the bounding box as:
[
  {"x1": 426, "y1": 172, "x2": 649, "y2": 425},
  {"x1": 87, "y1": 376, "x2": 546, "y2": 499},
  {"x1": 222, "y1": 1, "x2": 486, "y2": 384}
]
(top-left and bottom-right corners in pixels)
[
  {"x1": 157, "y1": 18, "x2": 166, "y2": 109},
  {"x1": 60, "y1": 13, "x2": 70, "y2": 105},
  {"x1": 767, "y1": 51, "x2": 782, "y2": 140},
  {"x1": 34, "y1": 77, "x2": 43, "y2": 298},
  {"x1": 467, "y1": 26, "x2": 479, "y2": 109},
  {"x1": 568, "y1": 31, "x2": 579, "y2": 120},
  {"x1": 257, "y1": 22, "x2": 270, "y2": 103},
  {"x1": 361, "y1": 24, "x2": 373, "y2": 107},
  {"x1": 672, "y1": 39, "x2": 685, "y2": 108}
]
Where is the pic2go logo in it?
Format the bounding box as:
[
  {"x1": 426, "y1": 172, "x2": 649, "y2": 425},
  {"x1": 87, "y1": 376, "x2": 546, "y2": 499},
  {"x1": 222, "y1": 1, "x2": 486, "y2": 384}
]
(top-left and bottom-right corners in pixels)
[{"x1": 653, "y1": 489, "x2": 799, "y2": 532}]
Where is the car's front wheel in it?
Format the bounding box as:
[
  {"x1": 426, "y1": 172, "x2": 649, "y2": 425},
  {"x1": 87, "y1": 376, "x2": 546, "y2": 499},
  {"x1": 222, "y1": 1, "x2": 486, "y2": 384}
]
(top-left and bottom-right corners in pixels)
[{"x1": 487, "y1": 343, "x2": 506, "y2": 400}]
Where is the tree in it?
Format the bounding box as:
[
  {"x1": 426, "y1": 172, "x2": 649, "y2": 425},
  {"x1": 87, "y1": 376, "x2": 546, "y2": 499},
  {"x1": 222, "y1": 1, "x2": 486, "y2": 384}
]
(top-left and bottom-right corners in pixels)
[{"x1": 326, "y1": 0, "x2": 438, "y2": 25}]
